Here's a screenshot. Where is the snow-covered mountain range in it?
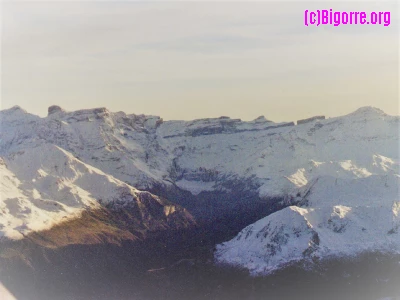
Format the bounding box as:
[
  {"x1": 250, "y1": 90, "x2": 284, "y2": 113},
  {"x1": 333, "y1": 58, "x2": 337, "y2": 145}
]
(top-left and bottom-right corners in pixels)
[{"x1": 0, "y1": 105, "x2": 399, "y2": 273}]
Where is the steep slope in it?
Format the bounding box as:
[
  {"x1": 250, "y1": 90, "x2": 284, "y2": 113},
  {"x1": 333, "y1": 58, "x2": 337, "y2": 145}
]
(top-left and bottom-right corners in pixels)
[{"x1": 0, "y1": 143, "x2": 194, "y2": 243}]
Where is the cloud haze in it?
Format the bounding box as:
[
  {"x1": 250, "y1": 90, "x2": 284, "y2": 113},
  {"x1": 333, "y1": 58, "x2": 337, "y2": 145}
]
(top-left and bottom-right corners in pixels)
[{"x1": 1, "y1": 1, "x2": 398, "y2": 121}]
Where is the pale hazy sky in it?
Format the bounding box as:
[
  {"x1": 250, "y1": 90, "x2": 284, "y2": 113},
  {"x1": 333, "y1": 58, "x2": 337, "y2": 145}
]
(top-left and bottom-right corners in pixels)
[{"x1": 1, "y1": 1, "x2": 399, "y2": 122}]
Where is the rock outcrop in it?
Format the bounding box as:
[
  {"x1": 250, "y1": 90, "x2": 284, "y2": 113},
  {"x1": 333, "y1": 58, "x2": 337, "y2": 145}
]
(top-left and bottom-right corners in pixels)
[{"x1": 297, "y1": 115, "x2": 325, "y2": 125}]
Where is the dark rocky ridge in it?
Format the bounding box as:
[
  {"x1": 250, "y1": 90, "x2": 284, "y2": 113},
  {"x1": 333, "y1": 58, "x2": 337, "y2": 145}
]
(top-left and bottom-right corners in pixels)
[
  {"x1": 297, "y1": 115, "x2": 325, "y2": 125},
  {"x1": 48, "y1": 105, "x2": 65, "y2": 115}
]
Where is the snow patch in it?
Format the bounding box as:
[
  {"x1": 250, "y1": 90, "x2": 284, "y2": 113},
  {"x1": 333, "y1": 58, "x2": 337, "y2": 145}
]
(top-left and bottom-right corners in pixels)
[{"x1": 175, "y1": 179, "x2": 215, "y2": 196}]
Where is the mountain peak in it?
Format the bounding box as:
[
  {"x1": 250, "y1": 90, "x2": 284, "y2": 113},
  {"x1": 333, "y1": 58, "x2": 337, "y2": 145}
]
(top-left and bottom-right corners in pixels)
[
  {"x1": 349, "y1": 106, "x2": 386, "y2": 117},
  {"x1": 253, "y1": 116, "x2": 271, "y2": 123},
  {"x1": 48, "y1": 105, "x2": 65, "y2": 116},
  {"x1": 2, "y1": 105, "x2": 27, "y2": 114}
]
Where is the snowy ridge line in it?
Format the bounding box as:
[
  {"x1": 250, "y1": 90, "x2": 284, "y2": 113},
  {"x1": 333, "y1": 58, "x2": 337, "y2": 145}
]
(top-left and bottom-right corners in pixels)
[
  {"x1": 0, "y1": 105, "x2": 398, "y2": 198},
  {"x1": 0, "y1": 144, "x2": 190, "y2": 240},
  {"x1": 0, "y1": 105, "x2": 398, "y2": 197}
]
